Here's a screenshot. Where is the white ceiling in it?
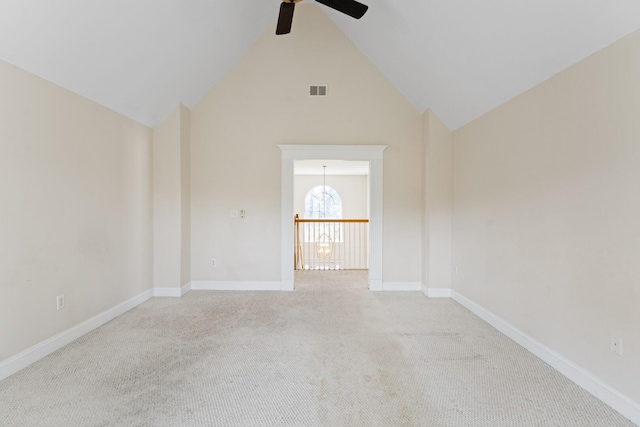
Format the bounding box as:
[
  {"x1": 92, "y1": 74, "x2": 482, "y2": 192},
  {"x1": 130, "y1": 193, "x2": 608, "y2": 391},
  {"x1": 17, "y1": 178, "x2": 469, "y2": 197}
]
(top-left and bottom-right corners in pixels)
[{"x1": 2, "y1": 1, "x2": 640, "y2": 129}]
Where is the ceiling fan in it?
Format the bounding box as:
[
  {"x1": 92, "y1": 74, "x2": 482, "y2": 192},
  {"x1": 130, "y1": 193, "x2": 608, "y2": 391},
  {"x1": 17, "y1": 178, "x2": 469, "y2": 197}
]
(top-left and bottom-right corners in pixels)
[{"x1": 276, "y1": 0, "x2": 368, "y2": 35}]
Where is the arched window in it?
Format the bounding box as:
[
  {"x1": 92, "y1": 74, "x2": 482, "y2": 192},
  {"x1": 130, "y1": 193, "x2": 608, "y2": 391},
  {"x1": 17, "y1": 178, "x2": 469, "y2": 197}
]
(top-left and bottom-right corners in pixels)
[
  {"x1": 304, "y1": 185, "x2": 342, "y2": 219},
  {"x1": 302, "y1": 186, "x2": 343, "y2": 243}
]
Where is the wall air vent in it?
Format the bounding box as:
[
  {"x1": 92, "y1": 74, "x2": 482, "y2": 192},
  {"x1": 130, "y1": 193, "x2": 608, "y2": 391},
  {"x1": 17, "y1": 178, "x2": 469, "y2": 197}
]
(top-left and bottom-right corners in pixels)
[{"x1": 309, "y1": 85, "x2": 327, "y2": 97}]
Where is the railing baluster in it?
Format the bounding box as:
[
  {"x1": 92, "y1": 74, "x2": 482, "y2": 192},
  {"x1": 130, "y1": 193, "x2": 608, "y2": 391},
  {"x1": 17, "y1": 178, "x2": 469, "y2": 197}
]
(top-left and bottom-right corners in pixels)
[{"x1": 294, "y1": 218, "x2": 369, "y2": 271}]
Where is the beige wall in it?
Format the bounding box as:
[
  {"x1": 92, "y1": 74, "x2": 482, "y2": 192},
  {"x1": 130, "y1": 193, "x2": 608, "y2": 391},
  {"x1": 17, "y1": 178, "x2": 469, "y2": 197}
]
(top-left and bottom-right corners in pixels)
[
  {"x1": 153, "y1": 104, "x2": 191, "y2": 289},
  {"x1": 180, "y1": 105, "x2": 192, "y2": 287},
  {"x1": 422, "y1": 110, "x2": 453, "y2": 290},
  {"x1": 0, "y1": 60, "x2": 153, "y2": 361},
  {"x1": 453, "y1": 30, "x2": 640, "y2": 402},
  {"x1": 153, "y1": 107, "x2": 182, "y2": 288},
  {"x1": 294, "y1": 175, "x2": 368, "y2": 220},
  {"x1": 190, "y1": 4, "x2": 422, "y2": 284}
]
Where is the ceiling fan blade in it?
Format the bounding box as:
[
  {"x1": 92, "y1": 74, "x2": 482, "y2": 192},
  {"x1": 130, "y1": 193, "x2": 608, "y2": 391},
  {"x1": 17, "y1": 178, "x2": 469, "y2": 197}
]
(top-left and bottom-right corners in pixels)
[
  {"x1": 276, "y1": 2, "x2": 295, "y2": 35},
  {"x1": 315, "y1": 0, "x2": 368, "y2": 19}
]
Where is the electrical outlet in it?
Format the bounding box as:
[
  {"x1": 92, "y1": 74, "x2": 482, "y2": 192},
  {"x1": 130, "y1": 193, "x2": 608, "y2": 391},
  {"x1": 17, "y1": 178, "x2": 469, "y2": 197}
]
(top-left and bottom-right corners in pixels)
[
  {"x1": 610, "y1": 334, "x2": 622, "y2": 356},
  {"x1": 211, "y1": 259, "x2": 216, "y2": 267},
  {"x1": 230, "y1": 210, "x2": 238, "y2": 218},
  {"x1": 56, "y1": 294, "x2": 65, "y2": 311}
]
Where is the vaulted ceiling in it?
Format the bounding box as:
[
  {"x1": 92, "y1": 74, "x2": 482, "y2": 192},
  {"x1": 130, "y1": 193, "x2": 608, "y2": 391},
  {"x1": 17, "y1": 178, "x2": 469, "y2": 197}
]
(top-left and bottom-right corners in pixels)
[{"x1": 2, "y1": 1, "x2": 640, "y2": 130}]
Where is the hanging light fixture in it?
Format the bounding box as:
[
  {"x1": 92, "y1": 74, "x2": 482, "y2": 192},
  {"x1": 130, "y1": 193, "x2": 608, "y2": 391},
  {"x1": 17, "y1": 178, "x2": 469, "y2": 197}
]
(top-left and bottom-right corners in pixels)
[
  {"x1": 322, "y1": 165, "x2": 327, "y2": 218},
  {"x1": 316, "y1": 164, "x2": 333, "y2": 260}
]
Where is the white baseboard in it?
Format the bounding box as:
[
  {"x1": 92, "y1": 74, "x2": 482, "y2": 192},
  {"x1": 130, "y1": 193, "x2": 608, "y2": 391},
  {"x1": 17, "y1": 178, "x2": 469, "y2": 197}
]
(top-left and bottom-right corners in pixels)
[
  {"x1": 0, "y1": 288, "x2": 153, "y2": 382},
  {"x1": 425, "y1": 288, "x2": 452, "y2": 298},
  {"x1": 380, "y1": 282, "x2": 422, "y2": 291},
  {"x1": 281, "y1": 279, "x2": 294, "y2": 292},
  {"x1": 181, "y1": 282, "x2": 191, "y2": 296},
  {"x1": 451, "y1": 290, "x2": 640, "y2": 426},
  {"x1": 369, "y1": 279, "x2": 383, "y2": 292},
  {"x1": 153, "y1": 287, "x2": 181, "y2": 297},
  {"x1": 191, "y1": 281, "x2": 282, "y2": 291},
  {"x1": 153, "y1": 282, "x2": 191, "y2": 298}
]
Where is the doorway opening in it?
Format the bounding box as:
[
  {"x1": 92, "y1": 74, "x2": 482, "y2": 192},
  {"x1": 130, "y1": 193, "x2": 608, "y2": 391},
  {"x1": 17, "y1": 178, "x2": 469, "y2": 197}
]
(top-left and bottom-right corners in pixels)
[
  {"x1": 294, "y1": 160, "x2": 369, "y2": 271},
  {"x1": 278, "y1": 145, "x2": 387, "y2": 291}
]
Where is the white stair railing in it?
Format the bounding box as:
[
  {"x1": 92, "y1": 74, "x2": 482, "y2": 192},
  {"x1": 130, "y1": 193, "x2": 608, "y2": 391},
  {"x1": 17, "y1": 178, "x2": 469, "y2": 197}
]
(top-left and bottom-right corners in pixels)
[{"x1": 294, "y1": 216, "x2": 369, "y2": 270}]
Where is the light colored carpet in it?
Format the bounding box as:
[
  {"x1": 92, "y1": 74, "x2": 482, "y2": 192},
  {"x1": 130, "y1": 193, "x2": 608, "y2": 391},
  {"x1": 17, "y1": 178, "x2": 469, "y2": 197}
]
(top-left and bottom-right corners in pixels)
[{"x1": 0, "y1": 271, "x2": 633, "y2": 426}]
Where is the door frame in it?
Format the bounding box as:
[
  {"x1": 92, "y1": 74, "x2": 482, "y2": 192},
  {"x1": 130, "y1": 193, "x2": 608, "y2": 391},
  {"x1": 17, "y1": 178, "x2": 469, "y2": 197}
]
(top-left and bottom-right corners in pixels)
[{"x1": 278, "y1": 144, "x2": 387, "y2": 291}]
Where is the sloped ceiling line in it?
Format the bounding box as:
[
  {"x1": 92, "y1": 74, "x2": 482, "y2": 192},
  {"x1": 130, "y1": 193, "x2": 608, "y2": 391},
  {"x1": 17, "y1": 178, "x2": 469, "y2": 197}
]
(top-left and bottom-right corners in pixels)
[{"x1": 1, "y1": 0, "x2": 639, "y2": 129}]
